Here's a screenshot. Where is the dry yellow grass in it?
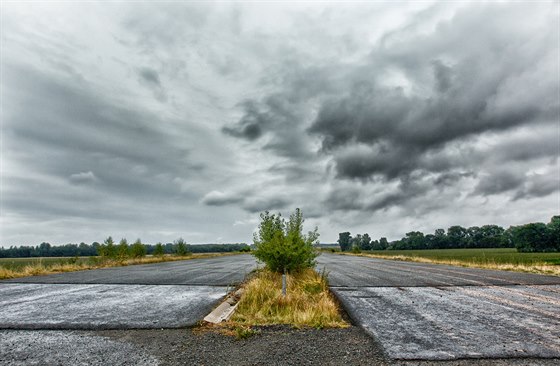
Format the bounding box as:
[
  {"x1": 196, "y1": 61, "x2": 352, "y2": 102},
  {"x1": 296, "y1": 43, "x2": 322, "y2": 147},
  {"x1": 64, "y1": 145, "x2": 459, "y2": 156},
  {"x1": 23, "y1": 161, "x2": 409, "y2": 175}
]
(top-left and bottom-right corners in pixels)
[
  {"x1": 230, "y1": 268, "x2": 348, "y2": 328},
  {"x1": 0, "y1": 252, "x2": 242, "y2": 280},
  {"x1": 340, "y1": 252, "x2": 560, "y2": 276}
]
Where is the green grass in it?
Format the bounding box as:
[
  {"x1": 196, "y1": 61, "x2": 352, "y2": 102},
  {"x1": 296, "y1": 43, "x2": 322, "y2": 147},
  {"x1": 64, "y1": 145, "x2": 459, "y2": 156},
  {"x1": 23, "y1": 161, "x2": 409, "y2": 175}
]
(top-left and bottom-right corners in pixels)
[
  {"x1": 365, "y1": 248, "x2": 560, "y2": 266},
  {"x1": 0, "y1": 257, "x2": 91, "y2": 270}
]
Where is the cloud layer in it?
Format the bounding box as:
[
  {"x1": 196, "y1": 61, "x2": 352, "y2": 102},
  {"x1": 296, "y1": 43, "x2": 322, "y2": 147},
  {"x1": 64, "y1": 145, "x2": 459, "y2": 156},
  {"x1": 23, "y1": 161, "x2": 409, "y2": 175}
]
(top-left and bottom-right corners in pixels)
[{"x1": 2, "y1": 2, "x2": 558, "y2": 245}]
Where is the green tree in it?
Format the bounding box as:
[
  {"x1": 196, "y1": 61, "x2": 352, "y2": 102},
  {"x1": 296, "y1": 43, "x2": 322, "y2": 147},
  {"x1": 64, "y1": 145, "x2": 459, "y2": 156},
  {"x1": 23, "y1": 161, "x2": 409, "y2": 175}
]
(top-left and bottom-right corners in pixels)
[
  {"x1": 360, "y1": 233, "x2": 372, "y2": 251},
  {"x1": 379, "y1": 237, "x2": 389, "y2": 250},
  {"x1": 101, "y1": 236, "x2": 116, "y2": 258},
  {"x1": 174, "y1": 238, "x2": 191, "y2": 256},
  {"x1": 512, "y1": 223, "x2": 553, "y2": 252},
  {"x1": 117, "y1": 238, "x2": 129, "y2": 260},
  {"x1": 153, "y1": 242, "x2": 165, "y2": 257},
  {"x1": 447, "y1": 226, "x2": 468, "y2": 248},
  {"x1": 337, "y1": 232, "x2": 352, "y2": 252},
  {"x1": 547, "y1": 216, "x2": 560, "y2": 251},
  {"x1": 253, "y1": 208, "x2": 319, "y2": 273},
  {"x1": 130, "y1": 238, "x2": 146, "y2": 258}
]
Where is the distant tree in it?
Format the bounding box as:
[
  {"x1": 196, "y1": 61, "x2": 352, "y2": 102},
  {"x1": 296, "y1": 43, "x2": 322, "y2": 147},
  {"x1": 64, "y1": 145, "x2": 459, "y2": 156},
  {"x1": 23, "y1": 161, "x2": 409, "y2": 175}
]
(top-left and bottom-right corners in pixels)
[
  {"x1": 117, "y1": 238, "x2": 129, "y2": 260},
  {"x1": 38, "y1": 242, "x2": 51, "y2": 256},
  {"x1": 547, "y1": 216, "x2": 560, "y2": 251},
  {"x1": 338, "y1": 232, "x2": 352, "y2": 252},
  {"x1": 130, "y1": 238, "x2": 146, "y2": 258},
  {"x1": 351, "y1": 234, "x2": 362, "y2": 251},
  {"x1": 511, "y1": 222, "x2": 553, "y2": 252},
  {"x1": 405, "y1": 231, "x2": 426, "y2": 249},
  {"x1": 100, "y1": 236, "x2": 116, "y2": 258},
  {"x1": 153, "y1": 242, "x2": 165, "y2": 257},
  {"x1": 360, "y1": 233, "x2": 372, "y2": 251},
  {"x1": 174, "y1": 238, "x2": 191, "y2": 256},
  {"x1": 447, "y1": 226, "x2": 468, "y2": 248},
  {"x1": 433, "y1": 229, "x2": 447, "y2": 249},
  {"x1": 378, "y1": 237, "x2": 389, "y2": 250},
  {"x1": 424, "y1": 234, "x2": 436, "y2": 249}
]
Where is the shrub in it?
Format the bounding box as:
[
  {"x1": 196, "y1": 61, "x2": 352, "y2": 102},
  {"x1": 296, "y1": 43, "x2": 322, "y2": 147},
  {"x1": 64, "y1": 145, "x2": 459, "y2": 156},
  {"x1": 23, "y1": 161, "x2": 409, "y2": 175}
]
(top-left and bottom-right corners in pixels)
[
  {"x1": 174, "y1": 238, "x2": 191, "y2": 256},
  {"x1": 117, "y1": 238, "x2": 129, "y2": 260},
  {"x1": 153, "y1": 242, "x2": 165, "y2": 257},
  {"x1": 252, "y1": 208, "x2": 319, "y2": 273},
  {"x1": 130, "y1": 239, "x2": 146, "y2": 258}
]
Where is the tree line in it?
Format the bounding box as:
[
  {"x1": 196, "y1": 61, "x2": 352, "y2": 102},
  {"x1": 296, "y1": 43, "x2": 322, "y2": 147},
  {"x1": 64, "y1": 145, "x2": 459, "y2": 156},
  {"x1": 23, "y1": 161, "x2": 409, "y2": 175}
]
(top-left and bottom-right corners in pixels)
[
  {"x1": 0, "y1": 238, "x2": 250, "y2": 258},
  {"x1": 337, "y1": 216, "x2": 560, "y2": 253}
]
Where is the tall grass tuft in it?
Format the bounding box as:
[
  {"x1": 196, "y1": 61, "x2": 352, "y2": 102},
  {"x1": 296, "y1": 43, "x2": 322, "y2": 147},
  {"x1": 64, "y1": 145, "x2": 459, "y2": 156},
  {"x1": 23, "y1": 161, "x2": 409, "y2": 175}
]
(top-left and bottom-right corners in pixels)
[{"x1": 231, "y1": 268, "x2": 348, "y2": 328}]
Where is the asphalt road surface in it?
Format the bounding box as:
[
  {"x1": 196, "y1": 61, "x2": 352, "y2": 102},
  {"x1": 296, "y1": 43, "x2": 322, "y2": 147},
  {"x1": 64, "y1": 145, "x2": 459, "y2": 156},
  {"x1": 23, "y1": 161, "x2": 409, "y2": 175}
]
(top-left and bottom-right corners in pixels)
[
  {"x1": 0, "y1": 254, "x2": 257, "y2": 329},
  {"x1": 317, "y1": 253, "x2": 560, "y2": 361},
  {"x1": 2, "y1": 254, "x2": 257, "y2": 286}
]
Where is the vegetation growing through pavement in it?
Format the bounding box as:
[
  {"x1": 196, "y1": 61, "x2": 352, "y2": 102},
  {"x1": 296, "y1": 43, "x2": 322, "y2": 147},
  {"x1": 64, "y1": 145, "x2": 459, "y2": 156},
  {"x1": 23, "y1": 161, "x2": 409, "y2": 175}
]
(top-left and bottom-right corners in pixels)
[
  {"x1": 230, "y1": 268, "x2": 347, "y2": 328},
  {"x1": 222, "y1": 208, "x2": 346, "y2": 330},
  {"x1": 337, "y1": 248, "x2": 560, "y2": 276},
  {"x1": 252, "y1": 208, "x2": 319, "y2": 273},
  {"x1": 337, "y1": 216, "x2": 560, "y2": 253}
]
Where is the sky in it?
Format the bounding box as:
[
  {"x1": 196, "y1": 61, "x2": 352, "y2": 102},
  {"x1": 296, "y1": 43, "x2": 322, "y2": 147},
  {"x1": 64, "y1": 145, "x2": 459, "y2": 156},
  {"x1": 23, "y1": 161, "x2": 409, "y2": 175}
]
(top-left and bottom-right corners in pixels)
[{"x1": 1, "y1": 1, "x2": 559, "y2": 246}]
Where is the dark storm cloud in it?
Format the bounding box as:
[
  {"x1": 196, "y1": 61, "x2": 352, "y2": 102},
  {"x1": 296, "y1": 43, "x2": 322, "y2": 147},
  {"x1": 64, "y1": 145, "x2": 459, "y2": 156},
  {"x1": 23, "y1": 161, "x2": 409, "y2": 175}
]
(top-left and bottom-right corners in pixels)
[
  {"x1": 223, "y1": 2, "x2": 559, "y2": 212},
  {"x1": 474, "y1": 170, "x2": 525, "y2": 196}
]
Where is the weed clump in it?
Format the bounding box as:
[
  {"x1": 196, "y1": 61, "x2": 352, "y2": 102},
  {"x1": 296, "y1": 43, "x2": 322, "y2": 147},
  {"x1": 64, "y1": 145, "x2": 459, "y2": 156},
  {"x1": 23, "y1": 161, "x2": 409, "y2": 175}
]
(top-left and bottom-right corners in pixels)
[{"x1": 231, "y1": 268, "x2": 347, "y2": 329}]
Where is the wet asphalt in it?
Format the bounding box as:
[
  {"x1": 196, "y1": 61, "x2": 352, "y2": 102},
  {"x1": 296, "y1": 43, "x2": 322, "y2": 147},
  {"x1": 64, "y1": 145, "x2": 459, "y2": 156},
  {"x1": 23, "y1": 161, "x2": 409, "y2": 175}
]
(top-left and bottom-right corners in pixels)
[
  {"x1": 1, "y1": 252, "x2": 559, "y2": 364},
  {"x1": 317, "y1": 253, "x2": 560, "y2": 361}
]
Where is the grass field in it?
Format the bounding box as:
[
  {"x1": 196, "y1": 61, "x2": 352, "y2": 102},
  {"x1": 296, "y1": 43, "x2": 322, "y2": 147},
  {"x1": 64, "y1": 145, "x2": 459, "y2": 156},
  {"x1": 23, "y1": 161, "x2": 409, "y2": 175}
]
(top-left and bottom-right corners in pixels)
[
  {"x1": 0, "y1": 252, "x2": 243, "y2": 280},
  {"x1": 365, "y1": 248, "x2": 560, "y2": 265},
  {"x1": 0, "y1": 257, "x2": 91, "y2": 270},
  {"x1": 339, "y1": 248, "x2": 560, "y2": 276}
]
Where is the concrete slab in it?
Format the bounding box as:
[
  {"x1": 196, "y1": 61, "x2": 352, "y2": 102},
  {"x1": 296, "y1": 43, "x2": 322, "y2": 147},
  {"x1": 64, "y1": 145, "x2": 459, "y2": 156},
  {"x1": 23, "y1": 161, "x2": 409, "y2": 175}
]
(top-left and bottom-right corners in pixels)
[
  {"x1": 0, "y1": 283, "x2": 227, "y2": 330},
  {"x1": 332, "y1": 285, "x2": 560, "y2": 360}
]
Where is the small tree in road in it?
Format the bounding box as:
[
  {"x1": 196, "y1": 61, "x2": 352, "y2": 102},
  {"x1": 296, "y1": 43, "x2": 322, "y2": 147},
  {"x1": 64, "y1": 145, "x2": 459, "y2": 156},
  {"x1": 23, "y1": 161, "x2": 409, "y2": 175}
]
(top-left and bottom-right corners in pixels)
[{"x1": 252, "y1": 208, "x2": 319, "y2": 273}]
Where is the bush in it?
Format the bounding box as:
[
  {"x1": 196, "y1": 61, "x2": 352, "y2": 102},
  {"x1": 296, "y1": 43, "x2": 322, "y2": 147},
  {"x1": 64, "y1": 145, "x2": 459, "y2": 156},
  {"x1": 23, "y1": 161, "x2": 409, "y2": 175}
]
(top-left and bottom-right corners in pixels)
[
  {"x1": 117, "y1": 238, "x2": 129, "y2": 260},
  {"x1": 174, "y1": 238, "x2": 191, "y2": 256},
  {"x1": 252, "y1": 208, "x2": 319, "y2": 273},
  {"x1": 130, "y1": 239, "x2": 146, "y2": 258},
  {"x1": 153, "y1": 242, "x2": 165, "y2": 257}
]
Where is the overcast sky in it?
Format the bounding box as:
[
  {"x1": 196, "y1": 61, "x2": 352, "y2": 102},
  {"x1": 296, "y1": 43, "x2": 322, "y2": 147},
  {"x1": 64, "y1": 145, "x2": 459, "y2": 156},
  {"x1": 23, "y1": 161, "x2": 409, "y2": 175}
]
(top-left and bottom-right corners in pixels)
[{"x1": 1, "y1": 1, "x2": 559, "y2": 246}]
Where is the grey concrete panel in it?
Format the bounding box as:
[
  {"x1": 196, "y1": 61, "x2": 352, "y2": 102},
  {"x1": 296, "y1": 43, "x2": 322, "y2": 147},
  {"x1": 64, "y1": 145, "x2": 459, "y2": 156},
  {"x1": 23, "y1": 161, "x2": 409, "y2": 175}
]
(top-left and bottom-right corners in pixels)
[
  {"x1": 0, "y1": 283, "x2": 227, "y2": 330},
  {"x1": 317, "y1": 253, "x2": 560, "y2": 287},
  {"x1": 1, "y1": 254, "x2": 257, "y2": 286},
  {"x1": 333, "y1": 285, "x2": 560, "y2": 360}
]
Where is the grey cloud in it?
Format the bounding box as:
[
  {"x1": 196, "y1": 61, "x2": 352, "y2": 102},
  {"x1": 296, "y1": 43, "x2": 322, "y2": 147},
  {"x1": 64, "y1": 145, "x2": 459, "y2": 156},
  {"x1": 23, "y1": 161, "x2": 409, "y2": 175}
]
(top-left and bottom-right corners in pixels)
[
  {"x1": 139, "y1": 67, "x2": 161, "y2": 86},
  {"x1": 201, "y1": 189, "x2": 290, "y2": 214},
  {"x1": 222, "y1": 2, "x2": 558, "y2": 212},
  {"x1": 514, "y1": 171, "x2": 560, "y2": 200},
  {"x1": 474, "y1": 170, "x2": 525, "y2": 196},
  {"x1": 242, "y1": 197, "x2": 289, "y2": 213},
  {"x1": 69, "y1": 171, "x2": 98, "y2": 185},
  {"x1": 201, "y1": 191, "x2": 244, "y2": 206}
]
